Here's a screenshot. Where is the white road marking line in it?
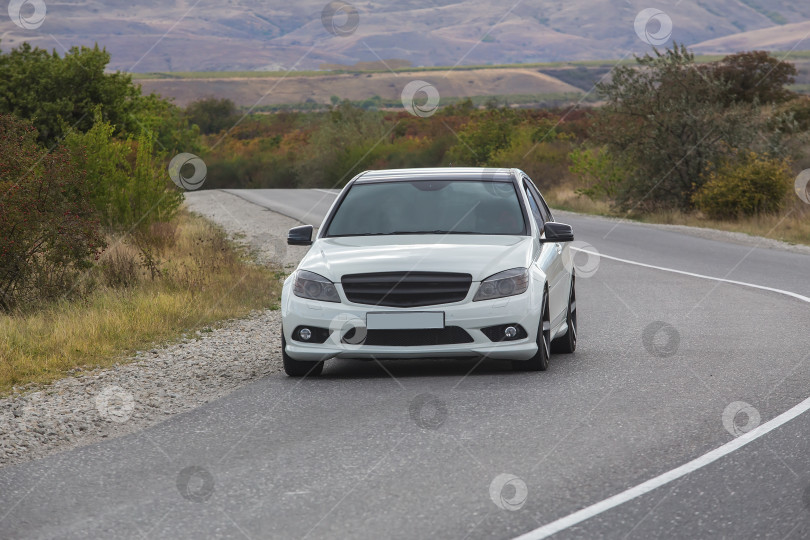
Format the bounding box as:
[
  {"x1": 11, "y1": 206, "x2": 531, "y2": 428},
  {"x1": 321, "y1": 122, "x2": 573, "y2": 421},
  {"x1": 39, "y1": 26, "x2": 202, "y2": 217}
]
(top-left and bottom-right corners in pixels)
[
  {"x1": 515, "y1": 395, "x2": 810, "y2": 540},
  {"x1": 313, "y1": 188, "x2": 340, "y2": 195},
  {"x1": 575, "y1": 249, "x2": 810, "y2": 304},
  {"x1": 515, "y1": 248, "x2": 810, "y2": 540}
]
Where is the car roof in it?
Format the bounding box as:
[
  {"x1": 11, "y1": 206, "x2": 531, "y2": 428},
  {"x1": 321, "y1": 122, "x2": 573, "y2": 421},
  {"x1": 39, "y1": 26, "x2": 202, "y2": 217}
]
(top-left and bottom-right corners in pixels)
[{"x1": 353, "y1": 167, "x2": 517, "y2": 184}]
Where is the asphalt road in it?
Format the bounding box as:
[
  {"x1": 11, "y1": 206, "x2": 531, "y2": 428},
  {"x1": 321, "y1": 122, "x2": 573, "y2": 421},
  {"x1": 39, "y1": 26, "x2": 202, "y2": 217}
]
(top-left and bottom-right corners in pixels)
[{"x1": 2, "y1": 189, "x2": 809, "y2": 539}]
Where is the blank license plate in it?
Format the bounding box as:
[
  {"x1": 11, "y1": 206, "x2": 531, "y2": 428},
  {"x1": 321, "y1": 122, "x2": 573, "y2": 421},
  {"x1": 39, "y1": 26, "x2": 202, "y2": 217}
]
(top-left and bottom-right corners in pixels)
[{"x1": 366, "y1": 312, "x2": 445, "y2": 330}]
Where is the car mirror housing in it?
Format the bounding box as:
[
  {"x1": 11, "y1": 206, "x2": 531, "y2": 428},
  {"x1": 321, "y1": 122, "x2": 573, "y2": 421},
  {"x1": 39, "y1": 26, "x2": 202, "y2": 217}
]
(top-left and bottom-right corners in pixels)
[
  {"x1": 543, "y1": 222, "x2": 574, "y2": 243},
  {"x1": 288, "y1": 225, "x2": 314, "y2": 246}
]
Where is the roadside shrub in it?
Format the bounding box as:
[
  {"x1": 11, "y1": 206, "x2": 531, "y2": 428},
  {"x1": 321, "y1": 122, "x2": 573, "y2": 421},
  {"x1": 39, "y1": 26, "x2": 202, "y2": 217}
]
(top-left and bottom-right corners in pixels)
[
  {"x1": 693, "y1": 152, "x2": 793, "y2": 219},
  {"x1": 0, "y1": 114, "x2": 105, "y2": 310}
]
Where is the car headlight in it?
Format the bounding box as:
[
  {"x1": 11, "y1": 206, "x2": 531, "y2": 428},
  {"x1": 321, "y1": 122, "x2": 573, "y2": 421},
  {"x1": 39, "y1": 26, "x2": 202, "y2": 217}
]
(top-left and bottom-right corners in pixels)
[
  {"x1": 293, "y1": 270, "x2": 340, "y2": 303},
  {"x1": 473, "y1": 268, "x2": 529, "y2": 301}
]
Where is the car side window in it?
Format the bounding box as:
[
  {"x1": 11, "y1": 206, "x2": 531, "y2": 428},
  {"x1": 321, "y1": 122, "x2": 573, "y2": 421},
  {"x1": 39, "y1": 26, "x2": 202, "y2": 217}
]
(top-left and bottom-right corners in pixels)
[
  {"x1": 538, "y1": 194, "x2": 554, "y2": 223},
  {"x1": 525, "y1": 179, "x2": 553, "y2": 223},
  {"x1": 523, "y1": 183, "x2": 545, "y2": 235}
]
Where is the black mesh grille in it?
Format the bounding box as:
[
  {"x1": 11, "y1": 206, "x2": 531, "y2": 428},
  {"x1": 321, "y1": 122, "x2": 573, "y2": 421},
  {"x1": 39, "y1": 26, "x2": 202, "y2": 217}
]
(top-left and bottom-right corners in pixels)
[
  {"x1": 346, "y1": 327, "x2": 473, "y2": 346},
  {"x1": 341, "y1": 272, "x2": 472, "y2": 307}
]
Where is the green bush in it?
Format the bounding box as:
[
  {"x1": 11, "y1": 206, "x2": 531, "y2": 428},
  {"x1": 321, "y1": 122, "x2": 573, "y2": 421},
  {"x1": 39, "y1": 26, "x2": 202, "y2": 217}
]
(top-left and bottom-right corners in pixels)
[
  {"x1": 64, "y1": 110, "x2": 183, "y2": 231},
  {"x1": 693, "y1": 152, "x2": 793, "y2": 219},
  {"x1": 569, "y1": 146, "x2": 630, "y2": 202}
]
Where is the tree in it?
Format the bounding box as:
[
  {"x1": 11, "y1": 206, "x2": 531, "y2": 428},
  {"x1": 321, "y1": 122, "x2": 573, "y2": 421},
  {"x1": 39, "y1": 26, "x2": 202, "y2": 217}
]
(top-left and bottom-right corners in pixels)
[
  {"x1": 708, "y1": 51, "x2": 797, "y2": 105},
  {"x1": 0, "y1": 42, "x2": 198, "y2": 152},
  {"x1": 587, "y1": 44, "x2": 772, "y2": 211},
  {"x1": 294, "y1": 101, "x2": 389, "y2": 187},
  {"x1": 0, "y1": 43, "x2": 139, "y2": 146},
  {"x1": 135, "y1": 92, "x2": 201, "y2": 155},
  {"x1": 184, "y1": 98, "x2": 238, "y2": 135}
]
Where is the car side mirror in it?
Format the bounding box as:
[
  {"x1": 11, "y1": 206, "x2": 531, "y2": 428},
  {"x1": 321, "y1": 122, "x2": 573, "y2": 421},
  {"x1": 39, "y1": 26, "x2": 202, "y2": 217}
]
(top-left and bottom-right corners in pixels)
[
  {"x1": 288, "y1": 225, "x2": 314, "y2": 246},
  {"x1": 543, "y1": 222, "x2": 574, "y2": 243}
]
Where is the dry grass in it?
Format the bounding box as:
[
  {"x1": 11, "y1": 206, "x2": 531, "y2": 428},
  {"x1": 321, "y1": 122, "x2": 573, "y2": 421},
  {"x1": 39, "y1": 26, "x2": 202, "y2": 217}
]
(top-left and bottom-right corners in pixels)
[
  {"x1": 0, "y1": 210, "x2": 282, "y2": 394},
  {"x1": 544, "y1": 185, "x2": 810, "y2": 247},
  {"x1": 543, "y1": 185, "x2": 612, "y2": 216}
]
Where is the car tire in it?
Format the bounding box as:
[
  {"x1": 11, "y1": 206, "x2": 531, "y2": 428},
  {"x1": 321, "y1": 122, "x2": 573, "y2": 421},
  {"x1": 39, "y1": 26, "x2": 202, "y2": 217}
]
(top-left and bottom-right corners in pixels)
[
  {"x1": 513, "y1": 287, "x2": 550, "y2": 372},
  {"x1": 551, "y1": 274, "x2": 576, "y2": 354},
  {"x1": 282, "y1": 332, "x2": 324, "y2": 377}
]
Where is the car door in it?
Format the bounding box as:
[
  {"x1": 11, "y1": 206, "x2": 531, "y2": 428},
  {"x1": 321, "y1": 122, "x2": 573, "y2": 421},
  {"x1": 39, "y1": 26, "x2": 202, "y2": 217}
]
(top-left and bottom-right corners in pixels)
[{"x1": 522, "y1": 178, "x2": 567, "y2": 328}]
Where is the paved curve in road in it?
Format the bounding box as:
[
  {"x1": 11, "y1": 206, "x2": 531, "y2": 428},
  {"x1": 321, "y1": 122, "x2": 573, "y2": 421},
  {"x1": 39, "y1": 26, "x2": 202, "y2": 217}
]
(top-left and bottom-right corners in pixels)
[{"x1": 2, "y1": 189, "x2": 809, "y2": 539}]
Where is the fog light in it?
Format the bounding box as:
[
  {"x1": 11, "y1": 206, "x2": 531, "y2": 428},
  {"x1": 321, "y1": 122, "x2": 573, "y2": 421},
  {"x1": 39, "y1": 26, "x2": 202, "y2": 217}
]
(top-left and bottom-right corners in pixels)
[
  {"x1": 504, "y1": 326, "x2": 517, "y2": 339},
  {"x1": 299, "y1": 328, "x2": 312, "y2": 341}
]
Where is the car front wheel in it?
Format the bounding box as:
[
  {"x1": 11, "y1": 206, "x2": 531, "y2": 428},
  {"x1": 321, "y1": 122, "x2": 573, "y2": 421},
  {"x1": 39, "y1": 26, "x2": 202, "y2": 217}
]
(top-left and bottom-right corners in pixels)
[
  {"x1": 513, "y1": 287, "x2": 550, "y2": 371},
  {"x1": 551, "y1": 274, "x2": 576, "y2": 354},
  {"x1": 282, "y1": 332, "x2": 324, "y2": 377}
]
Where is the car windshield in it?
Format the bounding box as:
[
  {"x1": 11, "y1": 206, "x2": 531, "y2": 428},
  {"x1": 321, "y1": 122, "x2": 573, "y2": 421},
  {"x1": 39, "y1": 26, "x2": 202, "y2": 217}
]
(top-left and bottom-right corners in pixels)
[{"x1": 325, "y1": 180, "x2": 526, "y2": 237}]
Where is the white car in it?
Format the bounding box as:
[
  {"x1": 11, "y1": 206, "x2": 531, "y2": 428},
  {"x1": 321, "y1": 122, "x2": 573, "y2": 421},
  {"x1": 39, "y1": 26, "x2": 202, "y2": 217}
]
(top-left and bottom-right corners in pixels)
[{"x1": 280, "y1": 167, "x2": 577, "y2": 376}]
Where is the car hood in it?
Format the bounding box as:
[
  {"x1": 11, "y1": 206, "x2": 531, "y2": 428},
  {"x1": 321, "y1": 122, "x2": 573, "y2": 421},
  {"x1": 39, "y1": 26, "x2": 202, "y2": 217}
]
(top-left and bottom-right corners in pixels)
[{"x1": 299, "y1": 235, "x2": 536, "y2": 283}]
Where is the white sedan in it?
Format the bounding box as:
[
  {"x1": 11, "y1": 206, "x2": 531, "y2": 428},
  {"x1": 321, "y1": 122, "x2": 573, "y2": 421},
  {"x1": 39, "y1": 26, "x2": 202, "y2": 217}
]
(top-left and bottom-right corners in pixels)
[{"x1": 280, "y1": 167, "x2": 577, "y2": 376}]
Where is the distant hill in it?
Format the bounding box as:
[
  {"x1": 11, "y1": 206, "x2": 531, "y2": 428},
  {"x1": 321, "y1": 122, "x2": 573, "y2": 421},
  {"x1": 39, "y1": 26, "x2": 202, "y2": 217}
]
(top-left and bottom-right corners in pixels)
[
  {"x1": 1, "y1": 0, "x2": 809, "y2": 72},
  {"x1": 691, "y1": 20, "x2": 810, "y2": 54}
]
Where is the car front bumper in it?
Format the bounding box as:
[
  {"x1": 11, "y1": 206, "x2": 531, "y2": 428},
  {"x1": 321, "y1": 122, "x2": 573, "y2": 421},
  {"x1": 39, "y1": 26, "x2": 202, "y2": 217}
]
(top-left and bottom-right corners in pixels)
[{"x1": 281, "y1": 281, "x2": 543, "y2": 362}]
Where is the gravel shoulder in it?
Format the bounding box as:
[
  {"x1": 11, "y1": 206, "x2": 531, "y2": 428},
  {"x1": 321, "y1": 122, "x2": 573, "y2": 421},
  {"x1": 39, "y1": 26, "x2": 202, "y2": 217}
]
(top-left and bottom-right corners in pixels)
[{"x1": 0, "y1": 191, "x2": 304, "y2": 468}]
